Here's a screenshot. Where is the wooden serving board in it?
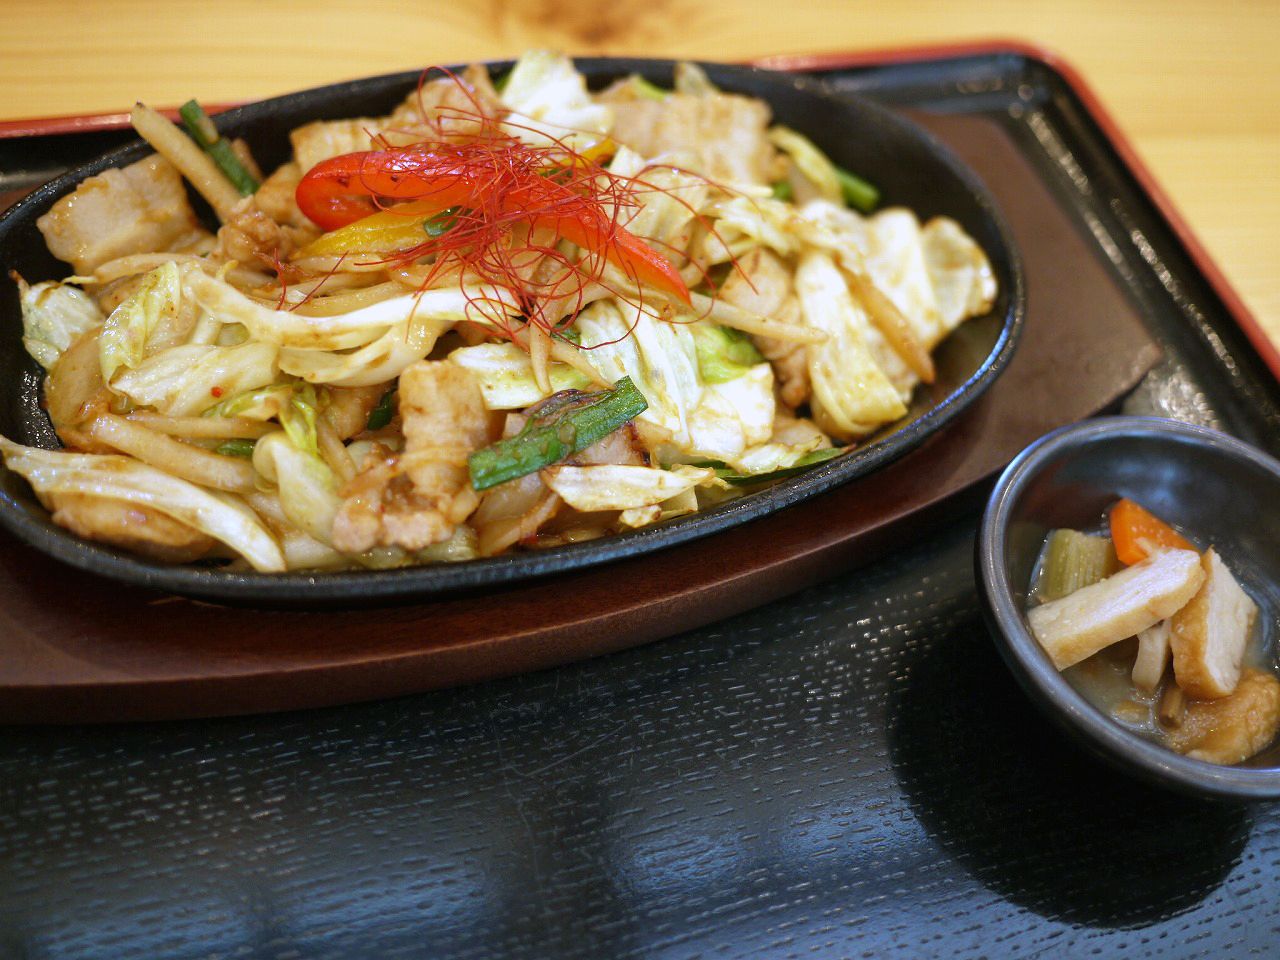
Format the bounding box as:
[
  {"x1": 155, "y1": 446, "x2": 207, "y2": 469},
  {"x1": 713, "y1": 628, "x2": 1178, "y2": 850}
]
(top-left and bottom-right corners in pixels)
[{"x1": 0, "y1": 111, "x2": 1161, "y2": 722}]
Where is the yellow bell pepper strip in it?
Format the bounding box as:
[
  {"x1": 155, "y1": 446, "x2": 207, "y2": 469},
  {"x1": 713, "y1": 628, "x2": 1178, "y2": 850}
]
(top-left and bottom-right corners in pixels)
[{"x1": 294, "y1": 146, "x2": 691, "y2": 304}]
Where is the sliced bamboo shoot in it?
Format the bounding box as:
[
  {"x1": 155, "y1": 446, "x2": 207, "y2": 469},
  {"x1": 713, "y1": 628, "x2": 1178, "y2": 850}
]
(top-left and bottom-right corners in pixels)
[{"x1": 1132, "y1": 620, "x2": 1173, "y2": 693}]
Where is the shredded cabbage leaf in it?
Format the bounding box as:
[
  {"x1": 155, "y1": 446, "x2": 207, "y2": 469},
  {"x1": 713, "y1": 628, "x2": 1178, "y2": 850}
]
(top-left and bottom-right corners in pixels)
[
  {"x1": 500, "y1": 50, "x2": 612, "y2": 146},
  {"x1": 98, "y1": 261, "x2": 183, "y2": 383},
  {"x1": 795, "y1": 251, "x2": 906, "y2": 440},
  {"x1": 448, "y1": 342, "x2": 590, "y2": 409},
  {"x1": 17, "y1": 278, "x2": 104, "y2": 370},
  {"x1": 112, "y1": 341, "x2": 280, "y2": 416},
  {"x1": 541, "y1": 463, "x2": 715, "y2": 513},
  {"x1": 252, "y1": 430, "x2": 340, "y2": 546},
  {"x1": 0, "y1": 436, "x2": 284, "y2": 571}
]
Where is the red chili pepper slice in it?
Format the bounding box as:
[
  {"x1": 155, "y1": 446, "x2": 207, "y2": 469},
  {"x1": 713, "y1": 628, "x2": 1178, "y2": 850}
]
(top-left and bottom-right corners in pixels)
[{"x1": 294, "y1": 149, "x2": 690, "y2": 305}]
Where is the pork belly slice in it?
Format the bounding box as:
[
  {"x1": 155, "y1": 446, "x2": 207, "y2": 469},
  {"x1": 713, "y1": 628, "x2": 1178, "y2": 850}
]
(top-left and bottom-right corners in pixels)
[
  {"x1": 1166, "y1": 669, "x2": 1280, "y2": 765},
  {"x1": 1170, "y1": 548, "x2": 1258, "y2": 699},
  {"x1": 1027, "y1": 548, "x2": 1203, "y2": 671},
  {"x1": 36, "y1": 155, "x2": 209, "y2": 275}
]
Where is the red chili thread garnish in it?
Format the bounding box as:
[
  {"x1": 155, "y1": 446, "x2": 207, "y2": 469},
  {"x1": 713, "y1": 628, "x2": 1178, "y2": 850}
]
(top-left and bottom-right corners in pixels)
[{"x1": 289, "y1": 67, "x2": 752, "y2": 348}]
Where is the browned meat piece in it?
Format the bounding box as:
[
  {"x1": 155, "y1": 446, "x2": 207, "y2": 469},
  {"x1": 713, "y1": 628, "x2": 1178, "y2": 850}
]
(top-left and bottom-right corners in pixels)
[
  {"x1": 599, "y1": 86, "x2": 777, "y2": 185},
  {"x1": 49, "y1": 492, "x2": 214, "y2": 563},
  {"x1": 383, "y1": 65, "x2": 502, "y2": 142},
  {"x1": 331, "y1": 362, "x2": 489, "y2": 554},
  {"x1": 1166, "y1": 669, "x2": 1280, "y2": 765},
  {"x1": 214, "y1": 197, "x2": 291, "y2": 265},
  {"x1": 718, "y1": 248, "x2": 809, "y2": 408},
  {"x1": 324, "y1": 384, "x2": 391, "y2": 440},
  {"x1": 573, "y1": 421, "x2": 648, "y2": 467},
  {"x1": 290, "y1": 67, "x2": 502, "y2": 178},
  {"x1": 36, "y1": 155, "x2": 209, "y2": 274},
  {"x1": 253, "y1": 161, "x2": 315, "y2": 232}
]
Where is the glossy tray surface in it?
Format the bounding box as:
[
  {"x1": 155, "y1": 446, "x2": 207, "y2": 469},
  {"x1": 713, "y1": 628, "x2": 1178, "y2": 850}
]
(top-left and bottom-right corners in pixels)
[
  {"x1": 0, "y1": 59, "x2": 1022, "y2": 603},
  {"x1": 1, "y1": 46, "x2": 1278, "y2": 960}
]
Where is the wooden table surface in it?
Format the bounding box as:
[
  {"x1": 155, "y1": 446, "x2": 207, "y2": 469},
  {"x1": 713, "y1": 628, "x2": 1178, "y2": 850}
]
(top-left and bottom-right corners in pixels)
[{"x1": 3, "y1": 0, "x2": 1277, "y2": 347}]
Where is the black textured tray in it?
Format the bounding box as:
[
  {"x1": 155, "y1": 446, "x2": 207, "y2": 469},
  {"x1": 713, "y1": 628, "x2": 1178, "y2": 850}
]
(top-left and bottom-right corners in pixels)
[{"x1": 1, "y1": 45, "x2": 1278, "y2": 960}]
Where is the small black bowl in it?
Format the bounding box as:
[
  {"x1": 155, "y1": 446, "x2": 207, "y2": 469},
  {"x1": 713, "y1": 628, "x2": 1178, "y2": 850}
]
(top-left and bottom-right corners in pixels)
[
  {"x1": 0, "y1": 59, "x2": 1023, "y2": 605},
  {"x1": 977, "y1": 416, "x2": 1280, "y2": 799}
]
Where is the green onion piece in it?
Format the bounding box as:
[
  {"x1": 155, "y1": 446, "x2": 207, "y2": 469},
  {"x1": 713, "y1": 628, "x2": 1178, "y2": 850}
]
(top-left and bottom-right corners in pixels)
[
  {"x1": 1035, "y1": 529, "x2": 1120, "y2": 602},
  {"x1": 770, "y1": 180, "x2": 794, "y2": 202},
  {"x1": 178, "y1": 99, "x2": 259, "y2": 196},
  {"x1": 468, "y1": 377, "x2": 648, "y2": 491},
  {"x1": 215, "y1": 439, "x2": 257, "y2": 458},
  {"x1": 691, "y1": 447, "x2": 847, "y2": 486},
  {"x1": 631, "y1": 75, "x2": 670, "y2": 101},
  {"x1": 366, "y1": 387, "x2": 397, "y2": 430},
  {"x1": 423, "y1": 206, "x2": 460, "y2": 238},
  {"x1": 835, "y1": 166, "x2": 879, "y2": 213},
  {"x1": 493, "y1": 70, "x2": 511, "y2": 94}
]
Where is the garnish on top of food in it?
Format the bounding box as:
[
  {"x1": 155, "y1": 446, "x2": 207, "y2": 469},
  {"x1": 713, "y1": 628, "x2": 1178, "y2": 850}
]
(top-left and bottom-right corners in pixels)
[
  {"x1": 1028, "y1": 497, "x2": 1280, "y2": 766},
  {"x1": 2, "y1": 51, "x2": 997, "y2": 573}
]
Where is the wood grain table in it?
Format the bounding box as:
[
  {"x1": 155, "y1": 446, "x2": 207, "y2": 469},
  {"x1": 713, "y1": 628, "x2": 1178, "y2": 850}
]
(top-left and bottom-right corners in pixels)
[{"x1": 2, "y1": 0, "x2": 1277, "y2": 352}]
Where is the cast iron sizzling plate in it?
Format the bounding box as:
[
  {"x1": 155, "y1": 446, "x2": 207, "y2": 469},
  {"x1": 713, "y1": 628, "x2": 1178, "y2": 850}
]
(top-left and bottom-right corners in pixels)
[{"x1": 0, "y1": 59, "x2": 1023, "y2": 604}]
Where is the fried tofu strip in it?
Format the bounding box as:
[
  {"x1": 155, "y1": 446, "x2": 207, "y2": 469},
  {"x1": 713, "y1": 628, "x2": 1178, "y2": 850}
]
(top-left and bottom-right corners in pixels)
[
  {"x1": 1170, "y1": 548, "x2": 1258, "y2": 699},
  {"x1": 1167, "y1": 669, "x2": 1280, "y2": 765},
  {"x1": 1028, "y1": 549, "x2": 1204, "y2": 670}
]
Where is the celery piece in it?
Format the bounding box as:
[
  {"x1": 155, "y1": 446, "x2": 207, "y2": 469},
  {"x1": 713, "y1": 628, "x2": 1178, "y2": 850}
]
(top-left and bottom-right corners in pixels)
[
  {"x1": 835, "y1": 166, "x2": 879, "y2": 213},
  {"x1": 1035, "y1": 529, "x2": 1121, "y2": 602},
  {"x1": 468, "y1": 377, "x2": 648, "y2": 491},
  {"x1": 178, "y1": 100, "x2": 259, "y2": 196}
]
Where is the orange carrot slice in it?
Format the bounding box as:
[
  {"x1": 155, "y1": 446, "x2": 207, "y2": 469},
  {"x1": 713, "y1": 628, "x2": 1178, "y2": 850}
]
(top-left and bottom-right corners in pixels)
[{"x1": 1109, "y1": 498, "x2": 1196, "y2": 565}]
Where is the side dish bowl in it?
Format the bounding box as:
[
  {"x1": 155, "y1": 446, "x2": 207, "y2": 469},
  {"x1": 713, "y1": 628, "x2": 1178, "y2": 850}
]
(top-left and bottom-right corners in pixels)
[
  {"x1": 0, "y1": 58, "x2": 1023, "y2": 605},
  {"x1": 977, "y1": 416, "x2": 1280, "y2": 799}
]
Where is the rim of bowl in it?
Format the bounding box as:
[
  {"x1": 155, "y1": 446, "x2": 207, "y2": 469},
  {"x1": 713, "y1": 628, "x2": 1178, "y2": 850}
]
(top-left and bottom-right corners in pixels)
[{"x1": 977, "y1": 415, "x2": 1280, "y2": 799}]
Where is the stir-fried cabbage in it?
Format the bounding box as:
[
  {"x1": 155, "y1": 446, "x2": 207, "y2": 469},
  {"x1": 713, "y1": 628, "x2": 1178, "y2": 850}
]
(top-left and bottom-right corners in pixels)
[
  {"x1": 98, "y1": 261, "x2": 183, "y2": 383},
  {"x1": 449, "y1": 342, "x2": 590, "y2": 409},
  {"x1": 500, "y1": 50, "x2": 611, "y2": 146},
  {"x1": 17, "y1": 278, "x2": 104, "y2": 370},
  {"x1": 112, "y1": 341, "x2": 280, "y2": 416},
  {"x1": 2, "y1": 51, "x2": 999, "y2": 573},
  {"x1": 796, "y1": 251, "x2": 906, "y2": 440},
  {"x1": 253, "y1": 430, "x2": 341, "y2": 546},
  {"x1": 0, "y1": 437, "x2": 284, "y2": 571},
  {"x1": 541, "y1": 463, "x2": 715, "y2": 512}
]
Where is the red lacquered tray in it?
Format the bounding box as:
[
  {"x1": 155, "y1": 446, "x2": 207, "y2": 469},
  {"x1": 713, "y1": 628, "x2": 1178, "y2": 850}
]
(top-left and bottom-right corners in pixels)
[{"x1": 10, "y1": 41, "x2": 1266, "y2": 723}]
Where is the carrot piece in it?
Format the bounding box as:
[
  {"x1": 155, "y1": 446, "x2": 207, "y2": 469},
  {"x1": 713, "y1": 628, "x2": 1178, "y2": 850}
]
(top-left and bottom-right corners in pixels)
[{"x1": 1109, "y1": 498, "x2": 1196, "y2": 565}]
